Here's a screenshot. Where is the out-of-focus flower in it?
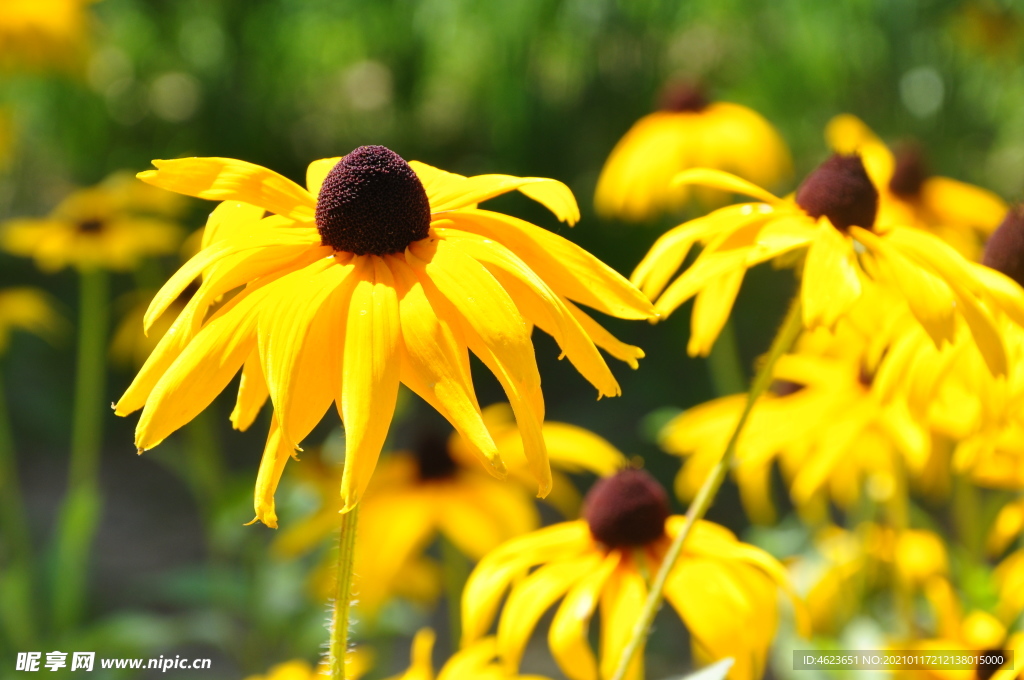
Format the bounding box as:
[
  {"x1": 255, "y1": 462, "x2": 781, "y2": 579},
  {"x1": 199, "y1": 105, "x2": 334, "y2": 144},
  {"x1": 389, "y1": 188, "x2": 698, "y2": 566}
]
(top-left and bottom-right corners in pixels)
[
  {"x1": 661, "y1": 307, "x2": 942, "y2": 523},
  {"x1": 242, "y1": 648, "x2": 372, "y2": 680},
  {"x1": 631, "y1": 155, "x2": 1024, "y2": 375},
  {"x1": 387, "y1": 628, "x2": 553, "y2": 680},
  {"x1": 115, "y1": 146, "x2": 653, "y2": 523},
  {"x1": 988, "y1": 499, "x2": 1024, "y2": 558},
  {"x1": 0, "y1": 0, "x2": 96, "y2": 71},
  {"x1": 1, "y1": 173, "x2": 185, "y2": 272},
  {"x1": 0, "y1": 287, "x2": 62, "y2": 355},
  {"x1": 951, "y1": 1, "x2": 1024, "y2": 61},
  {"x1": 274, "y1": 404, "x2": 625, "y2": 615},
  {"x1": 827, "y1": 114, "x2": 1007, "y2": 259},
  {"x1": 462, "y1": 469, "x2": 801, "y2": 680},
  {"x1": 595, "y1": 83, "x2": 791, "y2": 222}
]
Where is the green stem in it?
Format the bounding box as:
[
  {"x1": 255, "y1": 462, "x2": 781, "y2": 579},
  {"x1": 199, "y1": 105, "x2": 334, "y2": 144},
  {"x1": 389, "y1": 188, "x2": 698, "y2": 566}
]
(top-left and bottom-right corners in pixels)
[
  {"x1": 706, "y1": 319, "x2": 746, "y2": 396},
  {"x1": 184, "y1": 411, "x2": 225, "y2": 545},
  {"x1": 609, "y1": 297, "x2": 804, "y2": 680},
  {"x1": 0, "y1": 369, "x2": 38, "y2": 646},
  {"x1": 51, "y1": 268, "x2": 109, "y2": 633},
  {"x1": 439, "y1": 533, "x2": 470, "y2": 645},
  {"x1": 329, "y1": 505, "x2": 360, "y2": 680},
  {"x1": 953, "y1": 473, "x2": 982, "y2": 560}
]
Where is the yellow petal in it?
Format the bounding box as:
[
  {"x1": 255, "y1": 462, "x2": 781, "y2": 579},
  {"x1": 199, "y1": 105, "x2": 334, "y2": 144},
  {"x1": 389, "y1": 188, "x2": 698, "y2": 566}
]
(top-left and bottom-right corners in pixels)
[
  {"x1": 800, "y1": 226, "x2": 862, "y2": 329},
  {"x1": 251, "y1": 417, "x2": 292, "y2": 528},
  {"x1": 599, "y1": 560, "x2": 647, "y2": 680},
  {"x1": 562, "y1": 298, "x2": 645, "y2": 369},
  {"x1": 338, "y1": 256, "x2": 402, "y2": 511},
  {"x1": 548, "y1": 551, "x2": 620, "y2": 680},
  {"x1": 138, "y1": 157, "x2": 315, "y2": 222},
  {"x1": 230, "y1": 349, "x2": 269, "y2": 431},
  {"x1": 306, "y1": 157, "x2": 341, "y2": 196},
  {"x1": 672, "y1": 168, "x2": 783, "y2": 205},
  {"x1": 448, "y1": 210, "x2": 654, "y2": 320},
  {"x1": 201, "y1": 200, "x2": 265, "y2": 249},
  {"x1": 437, "y1": 475, "x2": 540, "y2": 559},
  {"x1": 824, "y1": 114, "x2": 895, "y2": 188},
  {"x1": 689, "y1": 268, "x2": 745, "y2": 357}
]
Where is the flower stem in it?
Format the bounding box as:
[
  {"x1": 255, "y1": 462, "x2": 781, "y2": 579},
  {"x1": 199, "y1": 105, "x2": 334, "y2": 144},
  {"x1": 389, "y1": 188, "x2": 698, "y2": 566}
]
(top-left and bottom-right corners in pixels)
[
  {"x1": 609, "y1": 297, "x2": 804, "y2": 680},
  {"x1": 0, "y1": 368, "x2": 39, "y2": 646},
  {"x1": 51, "y1": 268, "x2": 109, "y2": 633},
  {"x1": 706, "y1": 319, "x2": 746, "y2": 396},
  {"x1": 329, "y1": 504, "x2": 360, "y2": 680}
]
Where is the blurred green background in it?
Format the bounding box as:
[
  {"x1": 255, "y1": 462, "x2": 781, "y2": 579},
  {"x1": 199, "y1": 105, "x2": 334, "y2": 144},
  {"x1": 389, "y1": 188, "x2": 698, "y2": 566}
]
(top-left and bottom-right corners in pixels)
[{"x1": 2, "y1": 0, "x2": 1023, "y2": 678}]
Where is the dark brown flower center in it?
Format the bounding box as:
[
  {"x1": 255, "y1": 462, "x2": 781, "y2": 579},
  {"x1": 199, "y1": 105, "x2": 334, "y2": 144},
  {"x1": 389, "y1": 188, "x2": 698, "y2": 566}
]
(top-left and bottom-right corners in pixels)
[
  {"x1": 414, "y1": 431, "x2": 458, "y2": 481},
  {"x1": 77, "y1": 218, "x2": 104, "y2": 233},
  {"x1": 659, "y1": 82, "x2": 709, "y2": 113},
  {"x1": 795, "y1": 154, "x2": 878, "y2": 232},
  {"x1": 770, "y1": 379, "x2": 805, "y2": 397},
  {"x1": 315, "y1": 145, "x2": 432, "y2": 256},
  {"x1": 983, "y1": 205, "x2": 1024, "y2": 287},
  {"x1": 888, "y1": 144, "x2": 929, "y2": 198},
  {"x1": 583, "y1": 469, "x2": 670, "y2": 548}
]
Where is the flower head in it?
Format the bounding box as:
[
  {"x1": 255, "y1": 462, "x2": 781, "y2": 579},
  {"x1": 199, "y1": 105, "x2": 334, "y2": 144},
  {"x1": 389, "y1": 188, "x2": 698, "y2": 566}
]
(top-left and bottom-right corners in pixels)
[
  {"x1": 0, "y1": 0, "x2": 95, "y2": 72},
  {"x1": 594, "y1": 82, "x2": 791, "y2": 222},
  {"x1": 462, "y1": 468, "x2": 800, "y2": 680},
  {"x1": 115, "y1": 148, "x2": 653, "y2": 520},
  {"x1": 1, "y1": 173, "x2": 185, "y2": 272},
  {"x1": 0, "y1": 287, "x2": 62, "y2": 355},
  {"x1": 631, "y1": 157, "x2": 1024, "y2": 376}
]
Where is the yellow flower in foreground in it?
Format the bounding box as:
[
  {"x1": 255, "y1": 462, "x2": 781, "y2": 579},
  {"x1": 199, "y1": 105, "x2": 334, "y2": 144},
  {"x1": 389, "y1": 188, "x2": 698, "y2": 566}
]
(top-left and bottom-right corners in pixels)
[
  {"x1": 1, "y1": 172, "x2": 185, "y2": 272},
  {"x1": 595, "y1": 83, "x2": 791, "y2": 222},
  {"x1": 462, "y1": 469, "x2": 800, "y2": 680},
  {"x1": 116, "y1": 146, "x2": 653, "y2": 520},
  {"x1": 388, "y1": 628, "x2": 552, "y2": 680},
  {"x1": 0, "y1": 0, "x2": 95, "y2": 71},
  {"x1": 273, "y1": 403, "x2": 626, "y2": 614},
  {"x1": 631, "y1": 155, "x2": 1024, "y2": 374},
  {"x1": 0, "y1": 287, "x2": 62, "y2": 355},
  {"x1": 827, "y1": 114, "x2": 1007, "y2": 259}
]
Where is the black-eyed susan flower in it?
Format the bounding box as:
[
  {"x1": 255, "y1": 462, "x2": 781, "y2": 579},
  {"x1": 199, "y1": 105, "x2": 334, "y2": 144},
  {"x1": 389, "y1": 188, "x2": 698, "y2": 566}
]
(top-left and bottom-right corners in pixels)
[
  {"x1": 631, "y1": 154, "x2": 1024, "y2": 375},
  {"x1": 389, "y1": 628, "x2": 553, "y2": 680},
  {"x1": 1, "y1": 172, "x2": 185, "y2": 272},
  {"x1": 826, "y1": 114, "x2": 1007, "y2": 258},
  {"x1": 274, "y1": 403, "x2": 625, "y2": 615},
  {"x1": 0, "y1": 287, "x2": 61, "y2": 355},
  {"x1": 462, "y1": 469, "x2": 799, "y2": 680},
  {"x1": 594, "y1": 83, "x2": 791, "y2": 222},
  {"x1": 0, "y1": 0, "x2": 95, "y2": 71},
  {"x1": 115, "y1": 147, "x2": 653, "y2": 521}
]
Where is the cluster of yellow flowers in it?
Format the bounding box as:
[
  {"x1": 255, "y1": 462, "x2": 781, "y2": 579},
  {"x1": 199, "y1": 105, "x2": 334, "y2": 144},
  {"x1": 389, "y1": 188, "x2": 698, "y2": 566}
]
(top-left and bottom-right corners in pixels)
[{"x1": 4, "y1": 80, "x2": 1024, "y2": 680}]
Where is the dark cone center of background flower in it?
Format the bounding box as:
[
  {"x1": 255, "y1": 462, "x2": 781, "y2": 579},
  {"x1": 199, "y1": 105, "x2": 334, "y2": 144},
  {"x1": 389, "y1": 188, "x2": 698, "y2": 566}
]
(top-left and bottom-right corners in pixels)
[
  {"x1": 982, "y1": 205, "x2": 1024, "y2": 287},
  {"x1": 770, "y1": 379, "x2": 805, "y2": 397},
  {"x1": 888, "y1": 144, "x2": 929, "y2": 198},
  {"x1": 583, "y1": 469, "x2": 670, "y2": 548},
  {"x1": 795, "y1": 154, "x2": 878, "y2": 232},
  {"x1": 414, "y1": 431, "x2": 458, "y2": 481},
  {"x1": 315, "y1": 145, "x2": 432, "y2": 256},
  {"x1": 77, "y1": 218, "x2": 104, "y2": 233},
  {"x1": 659, "y1": 82, "x2": 709, "y2": 113}
]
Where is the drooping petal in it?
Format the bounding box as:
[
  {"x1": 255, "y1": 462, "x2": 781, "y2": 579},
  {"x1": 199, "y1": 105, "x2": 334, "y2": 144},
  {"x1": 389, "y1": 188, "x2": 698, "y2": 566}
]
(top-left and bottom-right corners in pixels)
[
  {"x1": 230, "y1": 349, "x2": 269, "y2": 431},
  {"x1": 689, "y1": 268, "x2": 745, "y2": 356},
  {"x1": 251, "y1": 417, "x2": 293, "y2": 528},
  {"x1": 138, "y1": 157, "x2": 316, "y2": 222},
  {"x1": 672, "y1": 168, "x2": 784, "y2": 205},
  {"x1": 562, "y1": 298, "x2": 645, "y2": 369},
  {"x1": 337, "y1": 256, "x2": 402, "y2": 511},
  {"x1": 800, "y1": 226, "x2": 862, "y2": 329},
  {"x1": 448, "y1": 209, "x2": 654, "y2": 320},
  {"x1": 437, "y1": 475, "x2": 540, "y2": 560},
  {"x1": 548, "y1": 551, "x2": 621, "y2": 680},
  {"x1": 599, "y1": 560, "x2": 647, "y2": 680}
]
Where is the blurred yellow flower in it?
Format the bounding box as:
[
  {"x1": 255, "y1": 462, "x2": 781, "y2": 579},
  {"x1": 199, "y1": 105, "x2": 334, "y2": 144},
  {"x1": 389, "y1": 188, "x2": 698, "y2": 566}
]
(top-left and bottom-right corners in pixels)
[
  {"x1": 631, "y1": 156, "x2": 1024, "y2": 376},
  {"x1": 462, "y1": 469, "x2": 800, "y2": 680},
  {"x1": 243, "y1": 648, "x2": 372, "y2": 680},
  {"x1": 595, "y1": 83, "x2": 791, "y2": 222},
  {"x1": 988, "y1": 499, "x2": 1024, "y2": 558},
  {"x1": 0, "y1": 0, "x2": 96, "y2": 71},
  {"x1": 115, "y1": 146, "x2": 653, "y2": 521},
  {"x1": 273, "y1": 404, "x2": 625, "y2": 614},
  {"x1": 109, "y1": 284, "x2": 196, "y2": 368},
  {"x1": 387, "y1": 628, "x2": 552, "y2": 680},
  {"x1": 0, "y1": 287, "x2": 62, "y2": 355},
  {"x1": 1, "y1": 172, "x2": 185, "y2": 272},
  {"x1": 827, "y1": 114, "x2": 1007, "y2": 259}
]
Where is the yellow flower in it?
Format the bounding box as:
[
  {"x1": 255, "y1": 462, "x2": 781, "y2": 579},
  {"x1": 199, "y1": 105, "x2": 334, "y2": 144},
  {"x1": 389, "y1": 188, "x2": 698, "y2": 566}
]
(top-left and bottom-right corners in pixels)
[
  {"x1": 243, "y1": 648, "x2": 372, "y2": 680},
  {"x1": 388, "y1": 628, "x2": 552, "y2": 680},
  {"x1": 662, "y1": 309, "x2": 939, "y2": 523},
  {"x1": 462, "y1": 469, "x2": 799, "y2": 680},
  {"x1": 115, "y1": 147, "x2": 653, "y2": 521},
  {"x1": 0, "y1": 0, "x2": 96, "y2": 71},
  {"x1": 1, "y1": 172, "x2": 185, "y2": 272},
  {"x1": 827, "y1": 114, "x2": 1007, "y2": 259},
  {"x1": 631, "y1": 155, "x2": 1024, "y2": 375},
  {"x1": 594, "y1": 83, "x2": 791, "y2": 222},
  {"x1": 273, "y1": 403, "x2": 626, "y2": 614},
  {"x1": 988, "y1": 499, "x2": 1024, "y2": 558},
  {"x1": 0, "y1": 287, "x2": 62, "y2": 355}
]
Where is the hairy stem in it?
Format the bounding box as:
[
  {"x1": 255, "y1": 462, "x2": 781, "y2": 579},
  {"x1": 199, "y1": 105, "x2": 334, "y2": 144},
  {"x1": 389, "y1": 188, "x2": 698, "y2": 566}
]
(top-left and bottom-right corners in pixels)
[{"x1": 329, "y1": 505, "x2": 360, "y2": 680}]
